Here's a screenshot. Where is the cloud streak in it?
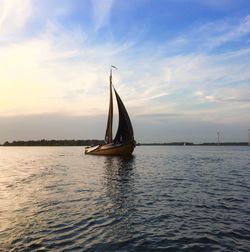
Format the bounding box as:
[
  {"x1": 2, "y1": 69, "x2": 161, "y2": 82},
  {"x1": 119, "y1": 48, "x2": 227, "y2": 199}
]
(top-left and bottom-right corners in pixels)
[
  {"x1": 91, "y1": 0, "x2": 114, "y2": 31},
  {"x1": 0, "y1": 0, "x2": 32, "y2": 37}
]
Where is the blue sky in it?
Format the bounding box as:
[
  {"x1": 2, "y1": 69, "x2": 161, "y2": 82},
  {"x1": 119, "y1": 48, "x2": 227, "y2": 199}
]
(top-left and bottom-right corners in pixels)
[{"x1": 0, "y1": 0, "x2": 250, "y2": 143}]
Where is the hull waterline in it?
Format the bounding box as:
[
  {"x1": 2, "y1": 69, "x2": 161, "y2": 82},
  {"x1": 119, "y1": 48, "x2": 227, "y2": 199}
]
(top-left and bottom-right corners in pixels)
[{"x1": 85, "y1": 141, "x2": 135, "y2": 156}]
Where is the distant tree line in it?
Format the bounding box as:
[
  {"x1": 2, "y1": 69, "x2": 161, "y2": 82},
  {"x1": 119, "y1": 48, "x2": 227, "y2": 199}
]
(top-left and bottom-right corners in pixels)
[
  {"x1": 2, "y1": 139, "x2": 104, "y2": 146},
  {"x1": 1, "y1": 140, "x2": 248, "y2": 146},
  {"x1": 138, "y1": 142, "x2": 194, "y2": 146}
]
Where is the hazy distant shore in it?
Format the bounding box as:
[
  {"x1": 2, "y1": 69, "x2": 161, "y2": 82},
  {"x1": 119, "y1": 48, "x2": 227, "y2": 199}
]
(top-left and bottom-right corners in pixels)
[
  {"x1": 138, "y1": 142, "x2": 249, "y2": 146},
  {"x1": 1, "y1": 140, "x2": 248, "y2": 146}
]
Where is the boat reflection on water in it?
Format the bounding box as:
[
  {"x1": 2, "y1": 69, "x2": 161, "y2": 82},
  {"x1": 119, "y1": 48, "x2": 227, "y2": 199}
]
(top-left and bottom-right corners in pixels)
[
  {"x1": 104, "y1": 155, "x2": 135, "y2": 207},
  {"x1": 102, "y1": 155, "x2": 139, "y2": 244}
]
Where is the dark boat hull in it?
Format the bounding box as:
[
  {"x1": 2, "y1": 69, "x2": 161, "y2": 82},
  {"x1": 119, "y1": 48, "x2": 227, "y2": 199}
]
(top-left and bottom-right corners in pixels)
[{"x1": 85, "y1": 141, "x2": 135, "y2": 156}]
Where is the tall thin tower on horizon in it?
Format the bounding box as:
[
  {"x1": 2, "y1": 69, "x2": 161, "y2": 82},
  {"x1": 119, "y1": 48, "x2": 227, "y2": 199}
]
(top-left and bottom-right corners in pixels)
[{"x1": 248, "y1": 129, "x2": 250, "y2": 146}]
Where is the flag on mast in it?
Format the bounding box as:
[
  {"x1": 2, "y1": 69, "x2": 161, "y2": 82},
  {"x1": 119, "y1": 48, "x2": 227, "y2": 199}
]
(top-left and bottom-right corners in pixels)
[{"x1": 111, "y1": 65, "x2": 118, "y2": 70}]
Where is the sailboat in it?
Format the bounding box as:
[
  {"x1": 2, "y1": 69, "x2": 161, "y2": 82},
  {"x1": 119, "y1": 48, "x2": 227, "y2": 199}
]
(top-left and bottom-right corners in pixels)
[{"x1": 85, "y1": 66, "x2": 136, "y2": 156}]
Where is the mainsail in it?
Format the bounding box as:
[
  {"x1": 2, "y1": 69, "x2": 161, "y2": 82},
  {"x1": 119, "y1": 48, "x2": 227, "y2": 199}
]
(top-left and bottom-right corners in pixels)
[
  {"x1": 104, "y1": 68, "x2": 113, "y2": 143},
  {"x1": 113, "y1": 88, "x2": 134, "y2": 144}
]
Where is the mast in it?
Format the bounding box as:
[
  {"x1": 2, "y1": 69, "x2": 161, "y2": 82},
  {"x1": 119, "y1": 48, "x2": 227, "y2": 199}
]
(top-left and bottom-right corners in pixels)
[{"x1": 104, "y1": 67, "x2": 114, "y2": 143}]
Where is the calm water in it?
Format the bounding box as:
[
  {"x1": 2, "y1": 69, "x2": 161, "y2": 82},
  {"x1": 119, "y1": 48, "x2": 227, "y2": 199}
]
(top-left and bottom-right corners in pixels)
[{"x1": 0, "y1": 146, "x2": 249, "y2": 251}]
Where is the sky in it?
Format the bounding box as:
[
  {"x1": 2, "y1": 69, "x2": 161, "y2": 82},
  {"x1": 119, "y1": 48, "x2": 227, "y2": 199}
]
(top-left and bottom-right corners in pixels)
[{"x1": 0, "y1": 0, "x2": 250, "y2": 144}]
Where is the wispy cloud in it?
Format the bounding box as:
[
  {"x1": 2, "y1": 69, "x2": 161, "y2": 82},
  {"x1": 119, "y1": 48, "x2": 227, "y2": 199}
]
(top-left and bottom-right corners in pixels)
[
  {"x1": 0, "y1": 0, "x2": 32, "y2": 37},
  {"x1": 203, "y1": 15, "x2": 250, "y2": 50},
  {"x1": 159, "y1": 15, "x2": 250, "y2": 55},
  {"x1": 91, "y1": 0, "x2": 114, "y2": 31},
  {"x1": 195, "y1": 87, "x2": 250, "y2": 103}
]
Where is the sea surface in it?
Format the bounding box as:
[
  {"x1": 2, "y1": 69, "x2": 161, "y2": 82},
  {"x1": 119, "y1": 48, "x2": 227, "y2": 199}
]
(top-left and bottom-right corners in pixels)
[{"x1": 0, "y1": 146, "x2": 249, "y2": 251}]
